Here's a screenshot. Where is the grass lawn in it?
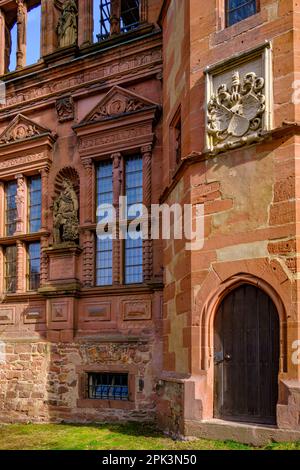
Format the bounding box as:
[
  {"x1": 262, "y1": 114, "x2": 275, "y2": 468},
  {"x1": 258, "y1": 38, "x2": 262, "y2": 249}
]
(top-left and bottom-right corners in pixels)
[{"x1": 0, "y1": 423, "x2": 300, "y2": 450}]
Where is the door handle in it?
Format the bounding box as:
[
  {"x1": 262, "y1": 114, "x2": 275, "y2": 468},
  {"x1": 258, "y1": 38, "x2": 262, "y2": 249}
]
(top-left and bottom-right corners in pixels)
[{"x1": 224, "y1": 353, "x2": 232, "y2": 361}]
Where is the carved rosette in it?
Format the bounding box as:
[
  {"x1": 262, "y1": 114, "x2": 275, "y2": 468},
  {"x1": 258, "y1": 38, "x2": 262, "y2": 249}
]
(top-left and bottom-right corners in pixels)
[
  {"x1": 142, "y1": 145, "x2": 152, "y2": 282},
  {"x1": 83, "y1": 229, "x2": 95, "y2": 288},
  {"x1": 111, "y1": 152, "x2": 122, "y2": 285},
  {"x1": 207, "y1": 70, "x2": 266, "y2": 154}
]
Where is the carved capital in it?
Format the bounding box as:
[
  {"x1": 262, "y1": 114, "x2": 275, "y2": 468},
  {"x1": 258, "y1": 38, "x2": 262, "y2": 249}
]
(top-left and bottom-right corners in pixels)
[{"x1": 141, "y1": 144, "x2": 152, "y2": 156}]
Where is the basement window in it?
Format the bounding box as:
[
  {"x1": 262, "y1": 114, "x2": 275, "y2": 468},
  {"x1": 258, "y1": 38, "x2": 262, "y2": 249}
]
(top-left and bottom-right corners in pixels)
[{"x1": 88, "y1": 373, "x2": 129, "y2": 400}]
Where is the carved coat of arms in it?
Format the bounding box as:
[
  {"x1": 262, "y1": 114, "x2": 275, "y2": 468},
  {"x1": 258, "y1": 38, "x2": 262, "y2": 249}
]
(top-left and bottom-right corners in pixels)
[{"x1": 207, "y1": 71, "x2": 266, "y2": 154}]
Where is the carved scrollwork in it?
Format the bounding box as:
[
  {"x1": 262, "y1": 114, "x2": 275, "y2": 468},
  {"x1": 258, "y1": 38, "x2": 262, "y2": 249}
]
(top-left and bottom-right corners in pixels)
[{"x1": 207, "y1": 71, "x2": 266, "y2": 154}]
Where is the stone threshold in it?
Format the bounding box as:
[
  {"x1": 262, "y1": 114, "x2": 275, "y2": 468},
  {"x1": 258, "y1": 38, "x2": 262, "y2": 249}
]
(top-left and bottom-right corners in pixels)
[{"x1": 185, "y1": 419, "x2": 300, "y2": 446}]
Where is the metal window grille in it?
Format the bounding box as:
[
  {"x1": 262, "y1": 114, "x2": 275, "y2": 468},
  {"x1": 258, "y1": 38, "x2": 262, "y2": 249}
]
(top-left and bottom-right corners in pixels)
[
  {"x1": 5, "y1": 246, "x2": 17, "y2": 293},
  {"x1": 5, "y1": 181, "x2": 17, "y2": 237},
  {"x1": 226, "y1": 0, "x2": 257, "y2": 27},
  {"x1": 27, "y1": 242, "x2": 41, "y2": 291},
  {"x1": 28, "y1": 175, "x2": 42, "y2": 233},
  {"x1": 98, "y1": 0, "x2": 112, "y2": 40},
  {"x1": 88, "y1": 373, "x2": 129, "y2": 400}
]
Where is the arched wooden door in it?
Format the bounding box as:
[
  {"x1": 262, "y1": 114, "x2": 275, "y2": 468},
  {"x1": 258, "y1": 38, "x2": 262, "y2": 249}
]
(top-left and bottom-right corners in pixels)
[{"x1": 214, "y1": 284, "x2": 280, "y2": 425}]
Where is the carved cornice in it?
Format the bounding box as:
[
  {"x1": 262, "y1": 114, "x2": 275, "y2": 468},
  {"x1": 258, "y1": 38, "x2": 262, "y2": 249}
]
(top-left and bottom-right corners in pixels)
[{"x1": 0, "y1": 44, "x2": 162, "y2": 113}]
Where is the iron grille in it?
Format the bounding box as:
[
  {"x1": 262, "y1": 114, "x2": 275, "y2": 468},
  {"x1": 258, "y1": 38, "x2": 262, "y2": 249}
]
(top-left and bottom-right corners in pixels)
[{"x1": 88, "y1": 373, "x2": 129, "y2": 400}]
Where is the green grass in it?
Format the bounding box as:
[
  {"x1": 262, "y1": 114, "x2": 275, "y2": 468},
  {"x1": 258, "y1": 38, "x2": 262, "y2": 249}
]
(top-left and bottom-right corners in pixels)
[{"x1": 0, "y1": 423, "x2": 299, "y2": 450}]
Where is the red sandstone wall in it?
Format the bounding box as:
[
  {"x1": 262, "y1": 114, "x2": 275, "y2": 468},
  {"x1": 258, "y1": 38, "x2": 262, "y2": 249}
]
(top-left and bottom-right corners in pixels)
[{"x1": 159, "y1": 0, "x2": 300, "y2": 434}]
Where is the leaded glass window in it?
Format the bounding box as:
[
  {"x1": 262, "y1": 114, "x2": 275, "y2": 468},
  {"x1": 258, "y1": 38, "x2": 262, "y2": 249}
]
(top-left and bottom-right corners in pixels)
[
  {"x1": 27, "y1": 242, "x2": 41, "y2": 291},
  {"x1": 96, "y1": 161, "x2": 113, "y2": 286},
  {"x1": 5, "y1": 246, "x2": 17, "y2": 293},
  {"x1": 125, "y1": 156, "x2": 143, "y2": 284},
  {"x1": 28, "y1": 175, "x2": 42, "y2": 233},
  {"x1": 5, "y1": 181, "x2": 17, "y2": 237}
]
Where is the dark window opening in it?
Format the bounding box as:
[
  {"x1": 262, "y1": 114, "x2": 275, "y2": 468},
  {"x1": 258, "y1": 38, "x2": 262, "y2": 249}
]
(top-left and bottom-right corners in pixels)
[
  {"x1": 88, "y1": 373, "x2": 129, "y2": 400},
  {"x1": 95, "y1": 0, "x2": 140, "y2": 42},
  {"x1": 120, "y1": 0, "x2": 140, "y2": 33},
  {"x1": 226, "y1": 0, "x2": 257, "y2": 27}
]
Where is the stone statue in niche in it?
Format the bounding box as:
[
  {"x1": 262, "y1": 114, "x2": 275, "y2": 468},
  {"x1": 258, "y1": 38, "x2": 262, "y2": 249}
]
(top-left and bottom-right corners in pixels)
[
  {"x1": 53, "y1": 179, "x2": 79, "y2": 245},
  {"x1": 207, "y1": 71, "x2": 266, "y2": 154},
  {"x1": 57, "y1": 0, "x2": 78, "y2": 48}
]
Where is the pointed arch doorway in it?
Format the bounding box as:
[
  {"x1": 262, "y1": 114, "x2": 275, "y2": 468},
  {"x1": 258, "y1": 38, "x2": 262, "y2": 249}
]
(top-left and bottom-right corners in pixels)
[{"x1": 214, "y1": 284, "x2": 280, "y2": 425}]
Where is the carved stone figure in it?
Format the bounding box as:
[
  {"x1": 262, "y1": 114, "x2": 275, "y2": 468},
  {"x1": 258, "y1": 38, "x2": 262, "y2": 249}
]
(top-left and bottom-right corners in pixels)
[
  {"x1": 207, "y1": 70, "x2": 266, "y2": 154},
  {"x1": 15, "y1": 175, "x2": 25, "y2": 233},
  {"x1": 16, "y1": 0, "x2": 26, "y2": 69},
  {"x1": 57, "y1": 0, "x2": 78, "y2": 48},
  {"x1": 53, "y1": 179, "x2": 79, "y2": 245}
]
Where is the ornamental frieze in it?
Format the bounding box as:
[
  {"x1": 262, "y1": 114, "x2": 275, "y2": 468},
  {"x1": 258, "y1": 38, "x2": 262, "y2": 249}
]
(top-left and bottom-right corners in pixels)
[
  {"x1": 205, "y1": 44, "x2": 273, "y2": 155},
  {"x1": 0, "y1": 48, "x2": 162, "y2": 111}
]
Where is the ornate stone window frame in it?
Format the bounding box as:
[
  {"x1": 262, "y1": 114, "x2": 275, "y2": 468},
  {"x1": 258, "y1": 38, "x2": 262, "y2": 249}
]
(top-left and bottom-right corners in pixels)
[
  {"x1": 204, "y1": 42, "x2": 273, "y2": 155},
  {"x1": 73, "y1": 85, "x2": 160, "y2": 288},
  {"x1": 0, "y1": 114, "x2": 55, "y2": 297}
]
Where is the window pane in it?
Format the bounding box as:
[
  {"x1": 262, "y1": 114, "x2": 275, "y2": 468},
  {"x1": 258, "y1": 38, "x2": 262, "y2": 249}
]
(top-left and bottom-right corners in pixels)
[
  {"x1": 226, "y1": 0, "x2": 256, "y2": 27},
  {"x1": 5, "y1": 246, "x2": 17, "y2": 293},
  {"x1": 97, "y1": 0, "x2": 111, "y2": 41},
  {"x1": 121, "y1": 0, "x2": 140, "y2": 33},
  {"x1": 28, "y1": 175, "x2": 42, "y2": 233},
  {"x1": 125, "y1": 155, "x2": 143, "y2": 217},
  {"x1": 28, "y1": 242, "x2": 41, "y2": 291},
  {"x1": 26, "y1": 4, "x2": 41, "y2": 66},
  {"x1": 96, "y1": 161, "x2": 113, "y2": 286},
  {"x1": 125, "y1": 236, "x2": 143, "y2": 284},
  {"x1": 5, "y1": 181, "x2": 17, "y2": 236}
]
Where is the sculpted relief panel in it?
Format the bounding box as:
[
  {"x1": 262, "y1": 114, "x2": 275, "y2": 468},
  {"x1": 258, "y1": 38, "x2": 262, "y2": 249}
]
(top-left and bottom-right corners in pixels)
[{"x1": 205, "y1": 45, "x2": 273, "y2": 154}]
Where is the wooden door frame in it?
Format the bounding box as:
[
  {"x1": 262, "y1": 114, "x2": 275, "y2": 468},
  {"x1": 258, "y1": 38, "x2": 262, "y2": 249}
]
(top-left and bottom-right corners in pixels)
[{"x1": 213, "y1": 283, "x2": 280, "y2": 424}]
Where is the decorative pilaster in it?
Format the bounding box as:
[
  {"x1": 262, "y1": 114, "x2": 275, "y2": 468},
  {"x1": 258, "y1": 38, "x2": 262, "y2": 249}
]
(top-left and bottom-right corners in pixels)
[
  {"x1": 40, "y1": 235, "x2": 49, "y2": 286},
  {"x1": 0, "y1": 9, "x2": 6, "y2": 76},
  {"x1": 16, "y1": 240, "x2": 25, "y2": 293},
  {"x1": 16, "y1": 0, "x2": 27, "y2": 70},
  {"x1": 40, "y1": 167, "x2": 50, "y2": 231},
  {"x1": 83, "y1": 229, "x2": 95, "y2": 288},
  {"x1": 78, "y1": 0, "x2": 93, "y2": 46},
  {"x1": 82, "y1": 158, "x2": 93, "y2": 224},
  {"x1": 15, "y1": 174, "x2": 25, "y2": 234},
  {"x1": 142, "y1": 145, "x2": 153, "y2": 282},
  {"x1": 140, "y1": 0, "x2": 148, "y2": 23},
  {"x1": 112, "y1": 152, "x2": 122, "y2": 285},
  {"x1": 110, "y1": 0, "x2": 121, "y2": 36}
]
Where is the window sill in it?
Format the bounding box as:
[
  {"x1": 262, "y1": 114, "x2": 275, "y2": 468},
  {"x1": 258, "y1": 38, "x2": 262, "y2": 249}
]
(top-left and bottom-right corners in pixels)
[
  {"x1": 77, "y1": 399, "x2": 135, "y2": 410},
  {"x1": 212, "y1": 10, "x2": 267, "y2": 46}
]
